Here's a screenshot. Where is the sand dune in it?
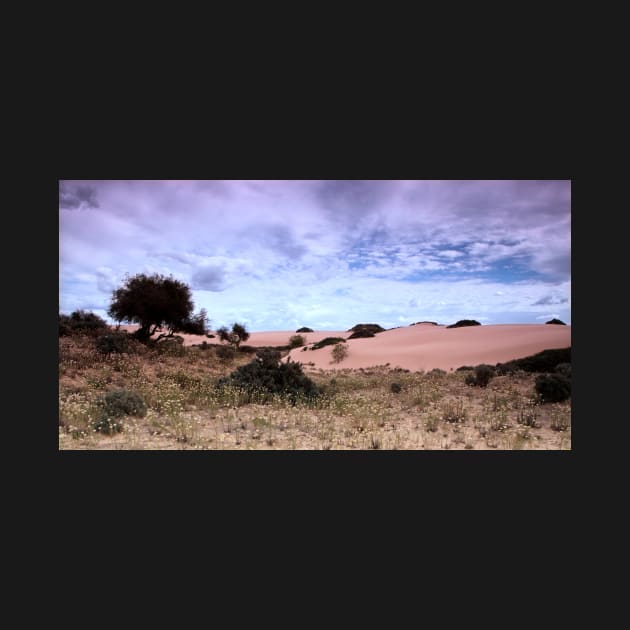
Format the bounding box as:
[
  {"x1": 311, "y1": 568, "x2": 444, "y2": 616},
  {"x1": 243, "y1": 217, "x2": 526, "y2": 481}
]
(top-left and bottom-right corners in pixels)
[
  {"x1": 286, "y1": 323, "x2": 571, "y2": 372},
  {"x1": 112, "y1": 323, "x2": 570, "y2": 372},
  {"x1": 112, "y1": 325, "x2": 349, "y2": 348}
]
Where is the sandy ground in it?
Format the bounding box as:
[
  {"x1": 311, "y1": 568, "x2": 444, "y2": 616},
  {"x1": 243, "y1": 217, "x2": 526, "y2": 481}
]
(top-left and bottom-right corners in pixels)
[
  {"x1": 286, "y1": 323, "x2": 571, "y2": 371},
  {"x1": 112, "y1": 323, "x2": 570, "y2": 372},
  {"x1": 113, "y1": 325, "x2": 349, "y2": 348}
]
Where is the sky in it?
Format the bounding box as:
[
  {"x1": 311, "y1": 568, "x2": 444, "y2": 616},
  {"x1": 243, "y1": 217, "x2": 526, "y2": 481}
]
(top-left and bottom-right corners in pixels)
[{"x1": 59, "y1": 180, "x2": 571, "y2": 331}]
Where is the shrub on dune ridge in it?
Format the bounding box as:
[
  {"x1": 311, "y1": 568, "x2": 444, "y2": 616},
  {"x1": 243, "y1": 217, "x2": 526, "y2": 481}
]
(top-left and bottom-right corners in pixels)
[
  {"x1": 446, "y1": 319, "x2": 481, "y2": 329},
  {"x1": 296, "y1": 327, "x2": 314, "y2": 333},
  {"x1": 348, "y1": 329, "x2": 375, "y2": 339},
  {"x1": 495, "y1": 348, "x2": 571, "y2": 375},
  {"x1": 347, "y1": 323, "x2": 385, "y2": 334},
  {"x1": 311, "y1": 337, "x2": 346, "y2": 350}
]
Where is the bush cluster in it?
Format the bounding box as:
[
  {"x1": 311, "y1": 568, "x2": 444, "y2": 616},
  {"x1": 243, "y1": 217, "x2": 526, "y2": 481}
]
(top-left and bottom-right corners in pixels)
[
  {"x1": 331, "y1": 343, "x2": 349, "y2": 364},
  {"x1": 495, "y1": 348, "x2": 571, "y2": 375},
  {"x1": 545, "y1": 318, "x2": 566, "y2": 325},
  {"x1": 59, "y1": 310, "x2": 109, "y2": 337},
  {"x1": 93, "y1": 389, "x2": 147, "y2": 434},
  {"x1": 348, "y1": 329, "x2": 375, "y2": 339},
  {"x1": 289, "y1": 334, "x2": 306, "y2": 349},
  {"x1": 535, "y1": 373, "x2": 571, "y2": 403},
  {"x1": 215, "y1": 345, "x2": 237, "y2": 361},
  {"x1": 555, "y1": 363, "x2": 571, "y2": 378},
  {"x1": 347, "y1": 323, "x2": 385, "y2": 334},
  {"x1": 311, "y1": 337, "x2": 346, "y2": 350},
  {"x1": 296, "y1": 327, "x2": 314, "y2": 333},
  {"x1": 217, "y1": 349, "x2": 321, "y2": 404},
  {"x1": 154, "y1": 337, "x2": 186, "y2": 357},
  {"x1": 446, "y1": 319, "x2": 481, "y2": 329},
  {"x1": 95, "y1": 332, "x2": 131, "y2": 354},
  {"x1": 464, "y1": 364, "x2": 495, "y2": 387}
]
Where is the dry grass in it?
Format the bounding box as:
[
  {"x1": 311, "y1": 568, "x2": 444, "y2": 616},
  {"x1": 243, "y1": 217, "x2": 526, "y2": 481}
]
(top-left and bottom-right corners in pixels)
[{"x1": 59, "y1": 335, "x2": 571, "y2": 450}]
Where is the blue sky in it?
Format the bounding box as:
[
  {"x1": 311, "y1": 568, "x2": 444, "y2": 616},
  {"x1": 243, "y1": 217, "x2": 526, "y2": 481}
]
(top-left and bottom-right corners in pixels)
[{"x1": 59, "y1": 180, "x2": 571, "y2": 330}]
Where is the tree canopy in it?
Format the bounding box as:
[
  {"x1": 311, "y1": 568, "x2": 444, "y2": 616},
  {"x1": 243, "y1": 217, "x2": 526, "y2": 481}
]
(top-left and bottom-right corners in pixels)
[
  {"x1": 107, "y1": 273, "x2": 208, "y2": 342},
  {"x1": 216, "y1": 322, "x2": 250, "y2": 349}
]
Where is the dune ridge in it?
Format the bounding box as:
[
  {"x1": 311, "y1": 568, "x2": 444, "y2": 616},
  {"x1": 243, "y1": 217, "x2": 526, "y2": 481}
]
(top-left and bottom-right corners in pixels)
[{"x1": 113, "y1": 323, "x2": 571, "y2": 372}]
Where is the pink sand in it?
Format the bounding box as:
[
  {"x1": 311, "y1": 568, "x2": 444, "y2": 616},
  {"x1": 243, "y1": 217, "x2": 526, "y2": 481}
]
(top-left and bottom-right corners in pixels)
[
  {"x1": 285, "y1": 323, "x2": 571, "y2": 371},
  {"x1": 112, "y1": 323, "x2": 571, "y2": 371}
]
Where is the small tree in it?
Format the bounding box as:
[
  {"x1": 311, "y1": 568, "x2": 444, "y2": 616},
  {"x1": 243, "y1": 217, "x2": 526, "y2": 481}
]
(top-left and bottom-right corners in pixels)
[
  {"x1": 216, "y1": 322, "x2": 250, "y2": 349},
  {"x1": 289, "y1": 334, "x2": 306, "y2": 348},
  {"x1": 107, "y1": 273, "x2": 208, "y2": 343},
  {"x1": 331, "y1": 342, "x2": 349, "y2": 364}
]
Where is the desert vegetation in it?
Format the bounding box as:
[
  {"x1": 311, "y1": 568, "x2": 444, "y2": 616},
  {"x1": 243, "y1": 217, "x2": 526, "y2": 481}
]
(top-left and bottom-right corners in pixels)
[
  {"x1": 59, "y1": 328, "x2": 571, "y2": 450},
  {"x1": 59, "y1": 276, "x2": 570, "y2": 450},
  {"x1": 108, "y1": 273, "x2": 209, "y2": 342},
  {"x1": 348, "y1": 323, "x2": 385, "y2": 334},
  {"x1": 446, "y1": 319, "x2": 481, "y2": 328}
]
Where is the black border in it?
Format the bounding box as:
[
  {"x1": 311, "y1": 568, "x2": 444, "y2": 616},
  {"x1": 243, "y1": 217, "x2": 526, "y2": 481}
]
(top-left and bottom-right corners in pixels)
[{"x1": 47, "y1": 110, "x2": 581, "y2": 525}]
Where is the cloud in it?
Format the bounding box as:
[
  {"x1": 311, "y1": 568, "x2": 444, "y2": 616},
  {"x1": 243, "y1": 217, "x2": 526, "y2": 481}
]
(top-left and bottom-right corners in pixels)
[
  {"x1": 313, "y1": 180, "x2": 396, "y2": 225},
  {"x1": 60, "y1": 182, "x2": 99, "y2": 210},
  {"x1": 59, "y1": 180, "x2": 571, "y2": 329},
  {"x1": 532, "y1": 294, "x2": 569, "y2": 306},
  {"x1": 250, "y1": 224, "x2": 308, "y2": 259},
  {"x1": 96, "y1": 267, "x2": 117, "y2": 293},
  {"x1": 191, "y1": 266, "x2": 228, "y2": 291}
]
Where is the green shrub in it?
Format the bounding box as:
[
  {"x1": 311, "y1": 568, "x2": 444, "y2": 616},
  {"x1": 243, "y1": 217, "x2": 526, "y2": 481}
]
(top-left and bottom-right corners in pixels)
[
  {"x1": 289, "y1": 334, "x2": 306, "y2": 348},
  {"x1": 347, "y1": 323, "x2": 385, "y2": 334},
  {"x1": 100, "y1": 389, "x2": 147, "y2": 417},
  {"x1": 216, "y1": 345, "x2": 236, "y2": 361},
  {"x1": 428, "y1": 368, "x2": 447, "y2": 377},
  {"x1": 555, "y1": 363, "x2": 571, "y2": 378},
  {"x1": 465, "y1": 364, "x2": 495, "y2": 387},
  {"x1": 331, "y1": 343, "x2": 349, "y2": 364},
  {"x1": 95, "y1": 332, "x2": 131, "y2": 354},
  {"x1": 390, "y1": 382, "x2": 402, "y2": 393},
  {"x1": 495, "y1": 348, "x2": 571, "y2": 375},
  {"x1": 60, "y1": 310, "x2": 109, "y2": 337},
  {"x1": 535, "y1": 373, "x2": 571, "y2": 403},
  {"x1": 456, "y1": 365, "x2": 475, "y2": 372},
  {"x1": 93, "y1": 389, "x2": 147, "y2": 434},
  {"x1": 311, "y1": 337, "x2": 346, "y2": 350},
  {"x1": 217, "y1": 348, "x2": 321, "y2": 404},
  {"x1": 348, "y1": 329, "x2": 375, "y2": 339},
  {"x1": 446, "y1": 319, "x2": 481, "y2": 329},
  {"x1": 296, "y1": 327, "x2": 314, "y2": 333},
  {"x1": 155, "y1": 337, "x2": 186, "y2": 357},
  {"x1": 546, "y1": 318, "x2": 566, "y2": 325},
  {"x1": 239, "y1": 345, "x2": 257, "y2": 354}
]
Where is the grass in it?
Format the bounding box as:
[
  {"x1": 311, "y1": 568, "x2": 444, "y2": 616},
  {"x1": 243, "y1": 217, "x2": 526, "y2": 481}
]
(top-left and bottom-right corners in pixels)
[{"x1": 59, "y1": 334, "x2": 571, "y2": 450}]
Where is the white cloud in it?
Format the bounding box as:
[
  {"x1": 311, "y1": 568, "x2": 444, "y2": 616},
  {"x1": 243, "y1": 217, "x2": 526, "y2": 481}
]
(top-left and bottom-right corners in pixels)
[{"x1": 59, "y1": 180, "x2": 571, "y2": 329}]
